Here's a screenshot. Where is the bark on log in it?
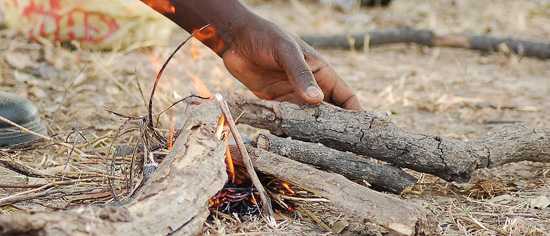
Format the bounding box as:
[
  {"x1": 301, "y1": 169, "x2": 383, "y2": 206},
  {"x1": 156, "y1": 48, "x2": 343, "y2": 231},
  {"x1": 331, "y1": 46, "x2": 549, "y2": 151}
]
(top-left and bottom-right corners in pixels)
[
  {"x1": 301, "y1": 27, "x2": 550, "y2": 59},
  {"x1": 246, "y1": 147, "x2": 438, "y2": 236},
  {"x1": 0, "y1": 101, "x2": 227, "y2": 236},
  {"x1": 255, "y1": 133, "x2": 417, "y2": 194},
  {"x1": 228, "y1": 95, "x2": 550, "y2": 182}
]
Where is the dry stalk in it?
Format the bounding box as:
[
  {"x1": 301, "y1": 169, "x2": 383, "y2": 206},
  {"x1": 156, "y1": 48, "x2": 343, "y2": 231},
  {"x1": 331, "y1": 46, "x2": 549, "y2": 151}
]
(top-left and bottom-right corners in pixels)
[
  {"x1": 0, "y1": 179, "x2": 88, "y2": 206},
  {"x1": 215, "y1": 93, "x2": 276, "y2": 226},
  {"x1": 0, "y1": 115, "x2": 93, "y2": 158},
  {"x1": 146, "y1": 24, "x2": 210, "y2": 142}
]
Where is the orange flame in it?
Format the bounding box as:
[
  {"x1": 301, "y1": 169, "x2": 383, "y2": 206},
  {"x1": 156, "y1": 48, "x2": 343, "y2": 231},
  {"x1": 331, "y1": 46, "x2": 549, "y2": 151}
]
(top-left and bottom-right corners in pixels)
[
  {"x1": 217, "y1": 115, "x2": 236, "y2": 183},
  {"x1": 215, "y1": 115, "x2": 225, "y2": 139},
  {"x1": 281, "y1": 182, "x2": 295, "y2": 195},
  {"x1": 193, "y1": 25, "x2": 225, "y2": 54},
  {"x1": 148, "y1": 53, "x2": 162, "y2": 71},
  {"x1": 224, "y1": 139, "x2": 236, "y2": 183},
  {"x1": 190, "y1": 41, "x2": 202, "y2": 61},
  {"x1": 142, "y1": 0, "x2": 176, "y2": 14},
  {"x1": 167, "y1": 116, "x2": 175, "y2": 151},
  {"x1": 186, "y1": 72, "x2": 212, "y2": 98}
]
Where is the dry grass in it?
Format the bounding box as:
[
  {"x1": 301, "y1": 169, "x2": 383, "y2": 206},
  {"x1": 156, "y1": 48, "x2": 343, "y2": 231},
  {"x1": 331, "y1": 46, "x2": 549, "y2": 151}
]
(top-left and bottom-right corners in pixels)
[{"x1": 1, "y1": 0, "x2": 550, "y2": 235}]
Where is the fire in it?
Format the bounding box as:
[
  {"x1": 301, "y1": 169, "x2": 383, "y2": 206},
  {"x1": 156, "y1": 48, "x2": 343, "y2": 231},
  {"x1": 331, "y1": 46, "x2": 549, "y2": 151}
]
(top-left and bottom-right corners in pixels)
[
  {"x1": 193, "y1": 25, "x2": 225, "y2": 54},
  {"x1": 189, "y1": 74, "x2": 212, "y2": 98},
  {"x1": 216, "y1": 115, "x2": 237, "y2": 183},
  {"x1": 145, "y1": 26, "x2": 299, "y2": 216},
  {"x1": 224, "y1": 139, "x2": 237, "y2": 183},
  {"x1": 148, "y1": 53, "x2": 162, "y2": 71},
  {"x1": 190, "y1": 41, "x2": 202, "y2": 61},
  {"x1": 167, "y1": 116, "x2": 175, "y2": 151},
  {"x1": 281, "y1": 182, "x2": 296, "y2": 195},
  {"x1": 141, "y1": 0, "x2": 176, "y2": 14}
]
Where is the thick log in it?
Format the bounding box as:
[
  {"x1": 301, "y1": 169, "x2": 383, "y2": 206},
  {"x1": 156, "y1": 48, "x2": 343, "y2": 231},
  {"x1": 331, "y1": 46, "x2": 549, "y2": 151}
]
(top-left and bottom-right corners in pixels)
[
  {"x1": 255, "y1": 133, "x2": 417, "y2": 194},
  {"x1": 246, "y1": 147, "x2": 438, "y2": 236},
  {"x1": 0, "y1": 101, "x2": 227, "y2": 236},
  {"x1": 228, "y1": 95, "x2": 550, "y2": 182},
  {"x1": 301, "y1": 27, "x2": 550, "y2": 59}
]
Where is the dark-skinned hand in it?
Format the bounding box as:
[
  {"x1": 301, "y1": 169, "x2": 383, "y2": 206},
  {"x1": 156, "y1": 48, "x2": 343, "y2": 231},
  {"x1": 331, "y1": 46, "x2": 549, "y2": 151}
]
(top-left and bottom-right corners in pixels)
[
  {"x1": 145, "y1": 0, "x2": 362, "y2": 110},
  {"x1": 222, "y1": 17, "x2": 361, "y2": 110}
]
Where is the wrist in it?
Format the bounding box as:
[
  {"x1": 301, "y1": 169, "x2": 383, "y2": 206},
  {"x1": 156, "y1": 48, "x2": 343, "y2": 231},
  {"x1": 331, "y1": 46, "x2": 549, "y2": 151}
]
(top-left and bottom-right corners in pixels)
[
  {"x1": 165, "y1": 0, "x2": 257, "y2": 55},
  {"x1": 208, "y1": 6, "x2": 254, "y2": 53}
]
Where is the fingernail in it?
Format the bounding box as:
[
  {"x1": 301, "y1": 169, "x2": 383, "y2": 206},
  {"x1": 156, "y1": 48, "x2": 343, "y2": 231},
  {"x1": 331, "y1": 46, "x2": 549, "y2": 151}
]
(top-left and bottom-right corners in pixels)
[{"x1": 306, "y1": 86, "x2": 324, "y2": 101}]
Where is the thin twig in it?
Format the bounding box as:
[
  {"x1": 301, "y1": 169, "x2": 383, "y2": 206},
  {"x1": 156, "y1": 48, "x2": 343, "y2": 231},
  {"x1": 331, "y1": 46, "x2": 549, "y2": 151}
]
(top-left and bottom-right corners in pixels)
[
  {"x1": 0, "y1": 157, "x2": 51, "y2": 178},
  {"x1": 0, "y1": 178, "x2": 101, "y2": 189},
  {"x1": 133, "y1": 74, "x2": 148, "y2": 110},
  {"x1": 0, "y1": 115, "x2": 93, "y2": 157},
  {"x1": 126, "y1": 143, "x2": 140, "y2": 194},
  {"x1": 279, "y1": 195, "x2": 330, "y2": 203},
  {"x1": 147, "y1": 25, "x2": 210, "y2": 132},
  {"x1": 0, "y1": 115, "x2": 52, "y2": 141},
  {"x1": 0, "y1": 179, "x2": 83, "y2": 206},
  {"x1": 214, "y1": 93, "x2": 276, "y2": 226},
  {"x1": 0, "y1": 189, "x2": 61, "y2": 207},
  {"x1": 61, "y1": 130, "x2": 83, "y2": 180},
  {"x1": 106, "y1": 119, "x2": 131, "y2": 202},
  {"x1": 298, "y1": 206, "x2": 333, "y2": 232}
]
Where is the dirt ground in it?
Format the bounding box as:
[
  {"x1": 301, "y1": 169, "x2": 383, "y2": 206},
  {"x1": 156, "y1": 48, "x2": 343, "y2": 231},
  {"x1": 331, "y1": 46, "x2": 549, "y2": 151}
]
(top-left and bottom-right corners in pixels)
[{"x1": 1, "y1": 0, "x2": 549, "y2": 235}]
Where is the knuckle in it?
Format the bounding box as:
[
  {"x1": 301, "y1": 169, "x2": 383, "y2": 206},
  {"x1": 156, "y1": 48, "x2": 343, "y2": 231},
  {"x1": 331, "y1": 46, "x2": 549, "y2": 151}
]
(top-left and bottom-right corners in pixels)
[
  {"x1": 276, "y1": 40, "x2": 300, "y2": 55},
  {"x1": 295, "y1": 69, "x2": 313, "y2": 80}
]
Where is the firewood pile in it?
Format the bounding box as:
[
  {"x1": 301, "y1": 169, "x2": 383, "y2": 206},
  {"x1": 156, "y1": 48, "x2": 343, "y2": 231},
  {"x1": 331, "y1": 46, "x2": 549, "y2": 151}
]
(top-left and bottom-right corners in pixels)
[{"x1": 2, "y1": 87, "x2": 548, "y2": 235}]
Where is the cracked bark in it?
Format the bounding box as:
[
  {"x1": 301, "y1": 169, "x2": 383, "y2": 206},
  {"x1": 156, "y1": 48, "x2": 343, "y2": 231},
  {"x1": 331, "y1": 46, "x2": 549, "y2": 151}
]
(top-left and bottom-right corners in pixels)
[
  {"x1": 246, "y1": 147, "x2": 438, "y2": 236},
  {"x1": 227, "y1": 94, "x2": 550, "y2": 182},
  {"x1": 255, "y1": 133, "x2": 417, "y2": 194},
  {"x1": 0, "y1": 101, "x2": 227, "y2": 236}
]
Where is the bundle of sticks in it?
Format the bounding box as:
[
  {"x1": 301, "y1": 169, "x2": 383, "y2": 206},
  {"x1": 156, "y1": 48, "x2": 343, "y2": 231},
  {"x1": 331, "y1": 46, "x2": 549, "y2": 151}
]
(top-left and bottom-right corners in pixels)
[{"x1": 1, "y1": 93, "x2": 549, "y2": 236}]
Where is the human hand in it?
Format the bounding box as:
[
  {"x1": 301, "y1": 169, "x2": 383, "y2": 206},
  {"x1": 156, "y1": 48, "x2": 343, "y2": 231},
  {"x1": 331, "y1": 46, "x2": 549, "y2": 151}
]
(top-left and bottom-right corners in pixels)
[
  {"x1": 149, "y1": 0, "x2": 361, "y2": 110},
  {"x1": 221, "y1": 16, "x2": 361, "y2": 110}
]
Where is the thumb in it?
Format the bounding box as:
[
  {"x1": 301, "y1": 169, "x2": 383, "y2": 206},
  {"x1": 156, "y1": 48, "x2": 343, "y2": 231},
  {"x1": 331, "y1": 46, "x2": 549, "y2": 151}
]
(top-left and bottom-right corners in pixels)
[{"x1": 276, "y1": 42, "x2": 324, "y2": 104}]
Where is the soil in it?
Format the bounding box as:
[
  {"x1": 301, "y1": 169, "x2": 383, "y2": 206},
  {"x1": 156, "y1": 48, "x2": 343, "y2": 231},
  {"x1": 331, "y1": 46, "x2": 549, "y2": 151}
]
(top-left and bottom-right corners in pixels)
[{"x1": 1, "y1": 0, "x2": 549, "y2": 235}]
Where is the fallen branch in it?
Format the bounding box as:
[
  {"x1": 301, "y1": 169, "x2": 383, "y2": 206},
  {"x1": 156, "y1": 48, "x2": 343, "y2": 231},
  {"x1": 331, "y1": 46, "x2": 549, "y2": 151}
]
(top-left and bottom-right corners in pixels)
[
  {"x1": 245, "y1": 147, "x2": 438, "y2": 236},
  {"x1": 301, "y1": 27, "x2": 550, "y2": 59},
  {"x1": 255, "y1": 133, "x2": 417, "y2": 194},
  {"x1": 228, "y1": 95, "x2": 550, "y2": 182},
  {"x1": 0, "y1": 101, "x2": 227, "y2": 236}
]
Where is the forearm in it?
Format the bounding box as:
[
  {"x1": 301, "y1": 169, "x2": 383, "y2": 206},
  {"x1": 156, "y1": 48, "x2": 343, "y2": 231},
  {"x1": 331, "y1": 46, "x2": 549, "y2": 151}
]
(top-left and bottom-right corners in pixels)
[{"x1": 141, "y1": 0, "x2": 255, "y2": 54}]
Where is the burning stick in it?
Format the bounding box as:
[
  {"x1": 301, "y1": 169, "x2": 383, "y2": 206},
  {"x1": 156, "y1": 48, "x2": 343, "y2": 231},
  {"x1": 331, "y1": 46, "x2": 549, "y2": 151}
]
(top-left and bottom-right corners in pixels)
[{"x1": 214, "y1": 93, "x2": 276, "y2": 225}]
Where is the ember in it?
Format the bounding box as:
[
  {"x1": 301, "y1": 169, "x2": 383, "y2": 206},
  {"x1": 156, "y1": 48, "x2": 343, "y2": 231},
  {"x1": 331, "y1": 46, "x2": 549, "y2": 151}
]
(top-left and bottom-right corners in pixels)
[
  {"x1": 209, "y1": 136, "x2": 297, "y2": 216},
  {"x1": 209, "y1": 183, "x2": 260, "y2": 215},
  {"x1": 208, "y1": 173, "x2": 298, "y2": 216}
]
